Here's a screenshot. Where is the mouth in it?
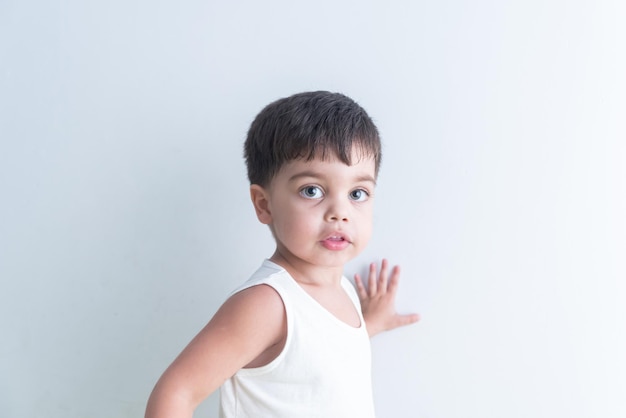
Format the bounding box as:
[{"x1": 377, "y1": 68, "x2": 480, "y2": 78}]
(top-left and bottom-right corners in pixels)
[
  {"x1": 324, "y1": 232, "x2": 351, "y2": 242},
  {"x1": 320, "y1": 233, "x2": 351, "y2": 250},
  {"x1": 327, "y1": 235, "x2": 345, "y2": 241}
]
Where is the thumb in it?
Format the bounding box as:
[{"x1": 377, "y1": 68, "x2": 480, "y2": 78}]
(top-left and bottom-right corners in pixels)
[{"x1": 392, "y1": 313, "x2": 420, "y2": 329}]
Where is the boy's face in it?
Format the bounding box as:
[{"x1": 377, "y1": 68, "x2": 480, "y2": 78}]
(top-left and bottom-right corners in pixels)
[{"x1": 251, "y1": 148, "x2": 376, "y2": 273}]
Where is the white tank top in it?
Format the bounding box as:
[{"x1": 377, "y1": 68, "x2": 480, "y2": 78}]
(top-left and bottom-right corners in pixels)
[{"x1": 219, "y1": 260, "x2": 376, "y2": 418}]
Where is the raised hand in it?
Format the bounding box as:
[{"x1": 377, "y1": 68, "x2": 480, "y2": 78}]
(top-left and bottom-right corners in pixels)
[{"x1": 354, "y1": 259, "x2": 420, "y2": 337}]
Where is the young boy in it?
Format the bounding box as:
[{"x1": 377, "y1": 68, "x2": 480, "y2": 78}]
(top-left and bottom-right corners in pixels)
[{"x1": 145, "y1": 91, "x2": 419, "y2": 417}]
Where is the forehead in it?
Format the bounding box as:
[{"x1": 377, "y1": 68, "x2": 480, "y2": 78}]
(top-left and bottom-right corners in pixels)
[{"x1": 275, "y1": 153, "x2": 377, "y2": 185}]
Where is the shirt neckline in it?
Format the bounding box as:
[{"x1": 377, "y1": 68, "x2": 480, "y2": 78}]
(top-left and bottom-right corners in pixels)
[{"x1": 263, "y1": 259, "x2": 365, "y2": 331}]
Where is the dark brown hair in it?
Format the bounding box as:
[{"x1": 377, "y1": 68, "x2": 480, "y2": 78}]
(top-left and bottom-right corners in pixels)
[{"x1": 244, "y1": 91, "x2": 381, "y2": 186}]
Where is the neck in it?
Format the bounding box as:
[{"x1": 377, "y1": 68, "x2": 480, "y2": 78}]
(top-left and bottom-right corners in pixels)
[{"x1": 269, "y1": 249, "x2": 344, "y2": 287}]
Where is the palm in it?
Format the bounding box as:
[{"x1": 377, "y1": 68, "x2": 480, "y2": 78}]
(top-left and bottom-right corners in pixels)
[{"x1": 354, "y1": 259, "x2": 420, "y2": 337}]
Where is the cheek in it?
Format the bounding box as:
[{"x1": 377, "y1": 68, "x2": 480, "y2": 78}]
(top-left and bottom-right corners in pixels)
[
  {"x1": 362, "y1": 221, "x2": 373, "y2": 242},
  {"x1": 274, "y1": 208, "x2": 317, "y2": 239},
  {"x1": 359, "y1": 208, "x2": 374, "y2": 239}
]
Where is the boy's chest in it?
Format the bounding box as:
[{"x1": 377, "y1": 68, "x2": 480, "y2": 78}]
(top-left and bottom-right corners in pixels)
[{"x1": 299, "y1": 283, "x2": 361, "y2": 328}]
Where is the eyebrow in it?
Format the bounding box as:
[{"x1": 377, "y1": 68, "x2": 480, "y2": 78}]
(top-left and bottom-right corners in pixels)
[{"x1": 288, "y1": 170, "x2": 377, "y2": 185}]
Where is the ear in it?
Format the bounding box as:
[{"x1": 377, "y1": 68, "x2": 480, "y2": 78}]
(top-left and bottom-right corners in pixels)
[{"x1": 250, "y1": 184, "x2": 272, "y2": 225}]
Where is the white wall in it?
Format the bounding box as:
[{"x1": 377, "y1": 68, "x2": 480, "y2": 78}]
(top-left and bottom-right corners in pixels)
[{"x1": 1, "y1": 1, "x2": 625, "y2": 417}]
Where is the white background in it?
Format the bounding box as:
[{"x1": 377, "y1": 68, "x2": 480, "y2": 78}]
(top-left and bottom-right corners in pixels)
[{"x1": 1, "y1": 1, "x2": 625, "y2": 417}]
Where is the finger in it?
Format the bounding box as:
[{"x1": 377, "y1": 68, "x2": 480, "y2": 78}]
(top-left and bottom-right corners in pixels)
[
  {"x1": 394, "y1": 313, "x2": 421, "y2": 328},
  {"x1": 387, "y1": 265, "x2": 401, "y2": 295},
  {"x1": 354, "y1": 274, "x2": 367, "y2": 300},
  {"x1": 378, "y1": 259, "x2": 389, "y2": 294},
  {"x1": 368, "y1": 262, "x2": 377, "y2": 296}
]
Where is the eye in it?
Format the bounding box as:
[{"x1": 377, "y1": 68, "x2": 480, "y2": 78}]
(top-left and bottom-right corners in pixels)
[
  {"x1": 349, "y1": 188, "x2": 369, "y2": 202},
  {"x1": 300, "y1": 185, "x2": 324, "y2": 199}
]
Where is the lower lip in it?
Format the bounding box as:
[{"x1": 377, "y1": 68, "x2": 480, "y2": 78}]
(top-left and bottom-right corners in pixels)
[{"x1": 321, "y1": 238, "x2": 350, "y2": 251}]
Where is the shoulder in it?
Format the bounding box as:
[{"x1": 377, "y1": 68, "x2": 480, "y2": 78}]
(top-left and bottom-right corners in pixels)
[
  {"x1": 225, "y1": 283, "x2": 285, "y2": 317},
  {"x1": 229, "y1": 263, "x2": 293, "y2": 315},
  {"x1": 213, "y1": 283, "x2": 286, "y2": 342},
  {"x1": 147, "y1": 283, "x2": 288, "y2": 407}
]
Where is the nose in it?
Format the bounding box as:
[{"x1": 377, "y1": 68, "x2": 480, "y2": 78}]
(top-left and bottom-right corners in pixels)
[{"x1": 324, "y1": 195, "x2": 350, "y2": 222}]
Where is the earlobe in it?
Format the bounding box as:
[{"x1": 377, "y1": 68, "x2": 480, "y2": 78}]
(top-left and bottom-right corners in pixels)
[{"x1": 250, "y1": 185, "x2": 272, "y2": 225}]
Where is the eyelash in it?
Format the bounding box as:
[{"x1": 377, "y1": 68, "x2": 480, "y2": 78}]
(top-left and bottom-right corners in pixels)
[
  {"x1": 349, "y1": 188, "x2": 370, "y2": 202},
  {"x1": 300, "y1": 185, "x2": 324, "y2": 199},
  {"x1": 298, "y1": 185, "x2": 371, "y2": 202}
]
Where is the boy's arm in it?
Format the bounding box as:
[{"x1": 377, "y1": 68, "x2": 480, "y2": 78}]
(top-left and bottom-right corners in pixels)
[
  {"x1": 145, "y1": 285, "x2": 286, "y2": 418},
  {"x1": 354, "y1": 259, "x2": 420, "y2": 338}
]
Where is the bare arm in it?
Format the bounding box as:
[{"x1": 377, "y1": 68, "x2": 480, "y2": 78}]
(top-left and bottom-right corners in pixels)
[
  {"x1": 145, "y1": 285, "x2": 286, "y2": 418},
  {"x1": 354, "y1": 259, "x2": 420, "y2": 337}
]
